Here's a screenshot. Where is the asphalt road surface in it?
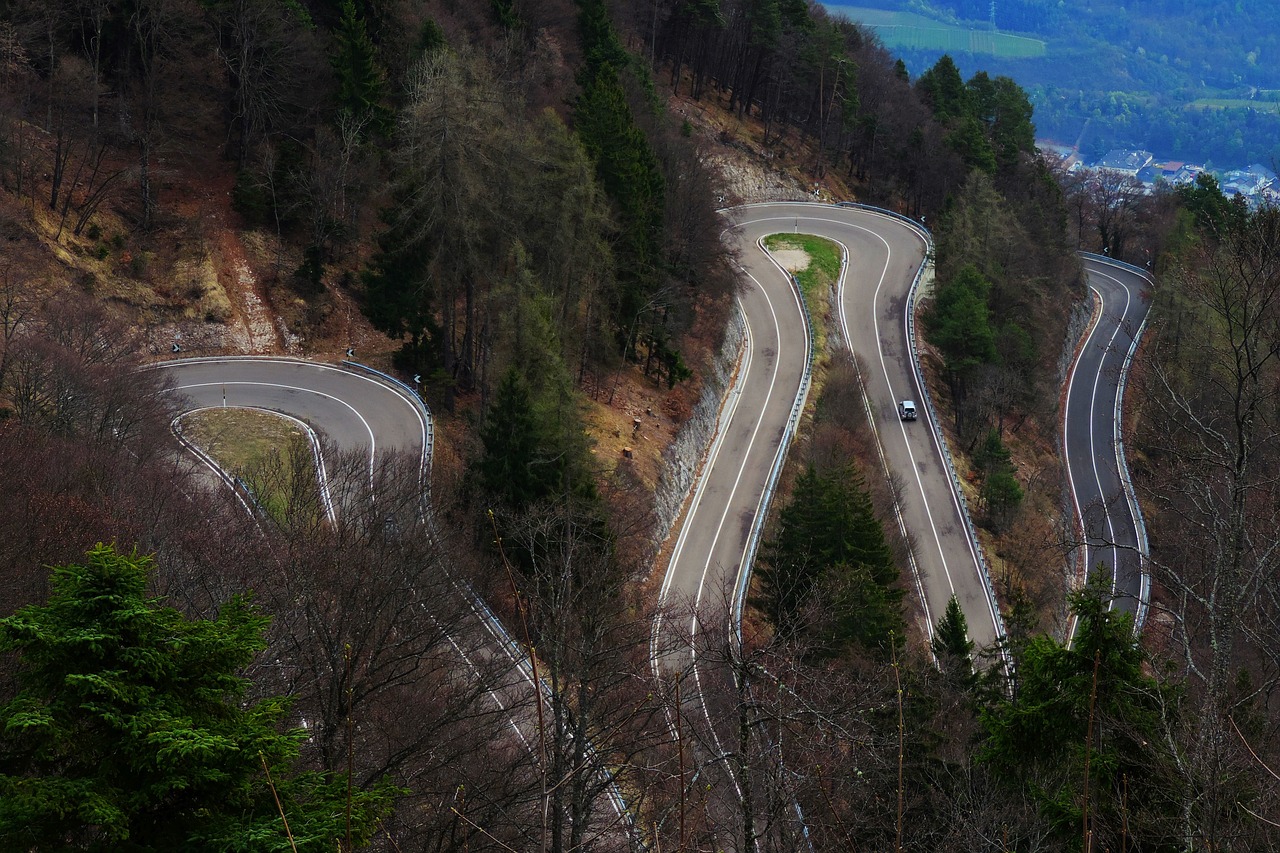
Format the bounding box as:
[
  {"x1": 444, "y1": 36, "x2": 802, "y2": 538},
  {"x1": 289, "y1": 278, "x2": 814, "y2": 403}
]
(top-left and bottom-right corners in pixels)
[
  {"x1": 1065, "y1": 257, "x2": 1152, "y2": 622},
  {"x1": 158, "y1": 356, "x2": 428, "y2": 468},
  {"x1": 156, "y1": 356, "x2": 638, "y2": 845},
  {"x1": 658, "y1": 203, "x2": 1001, "y2": 657}
]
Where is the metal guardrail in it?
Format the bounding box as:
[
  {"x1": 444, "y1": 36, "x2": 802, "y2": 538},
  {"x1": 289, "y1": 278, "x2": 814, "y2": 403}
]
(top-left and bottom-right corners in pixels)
[
  {"x1": 1076, "y1": 255, "x2": 1154, "y2": 632},
  {"x1": 719, "y1": 241, "x2": 818, "y2": 853},
  {"x1": 1078, "y1": 250, "x2": 1150, "y2": 278},
  {"x1": 840, "y1": 203, "x2": 1009, "y2": 645},
  {"x1": 341, "y1": 360, "x2": 434, "y2": 497},
  {"x1": 731, "y1": 259, "x2": 816, "y2": 639},
  {"x1": 728, "y1": 203, "x2": 1008, "y2": 650},
  {"x1": 154, "y1": 356, "x2": 646, "y2": 845}
]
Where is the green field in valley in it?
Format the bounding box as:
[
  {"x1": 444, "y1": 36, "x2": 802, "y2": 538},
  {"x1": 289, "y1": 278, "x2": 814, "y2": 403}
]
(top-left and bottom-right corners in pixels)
[
  {"x1": 823, "y1": 5, "x2": 1046, "y2": 58},
  {"x1": 1189, "y1": 98, "x2": 1280, "y2": 114}
]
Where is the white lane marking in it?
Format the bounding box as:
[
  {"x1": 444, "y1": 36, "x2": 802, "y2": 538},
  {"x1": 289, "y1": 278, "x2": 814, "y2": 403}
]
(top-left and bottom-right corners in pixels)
[
  {"x1": 1085, "y1": 269, "x2": 1134, "y2": 609},
  {"x1": 833, "y1": 240, "x2": 935, "y2": 635},
  {"x1": 686, "y1": 279, "x2": 785, "y2": 804},
  {"x1": 689, "y1": 267, "x2": 788, "y2": 614},
  {"x1": 159, "y1": 357, "x2": 429, "y2": 468},
  {"x1": 175, "y1": 406, "x2": 338, "y2": 526},
  {"x1": 656, "y1": 307, "x2": 753, "y2": 612},
  {"x1": 1065, "y1": 262, "x2": 1143, "y2": 636},
  {"x1": 730, "y1": 236, "x2": 814, "y2": 611},
  {"x1": 861, "y1": 227, "x2": 957, "y2": 598},
  {"x1": 749, "y1": 216, "x2": 961, "y2": 601},
  {"x1": 692, "y1": 240, "x2": 810, "y2": 811},
  {"x1": 160, "y1": 361, "x2": 621, "y2": 823},
  {"x1": 736, "y1": 206, "x2": 1000, "y2": 644},
  {"x1": 1086, "y1": 284, "x2": 1122, "y2": 607}
]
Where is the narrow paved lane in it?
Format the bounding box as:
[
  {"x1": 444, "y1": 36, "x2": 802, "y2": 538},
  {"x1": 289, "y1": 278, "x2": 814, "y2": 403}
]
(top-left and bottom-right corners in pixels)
[
  {"x1": 659, "y1": 201, "x2": 1003, "y2": 660},
  {"x1": 1065, "y1": 257, "x2": 1152, "y2": 621},
  {"x1": 158, "y1": 357, "x2": 428, "y2": 463}
]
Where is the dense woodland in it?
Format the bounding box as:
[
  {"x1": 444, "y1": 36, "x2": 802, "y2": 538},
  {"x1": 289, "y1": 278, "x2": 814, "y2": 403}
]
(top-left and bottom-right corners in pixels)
[{"x1": 0, "y1": 0, "x2": 1277, "y2": 850}]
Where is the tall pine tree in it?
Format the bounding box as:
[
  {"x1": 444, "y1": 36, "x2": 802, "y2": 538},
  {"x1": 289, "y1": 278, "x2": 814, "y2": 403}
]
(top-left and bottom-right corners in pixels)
[{"x1": 755, "y1": 463, "x2": 902, "y2": 654}]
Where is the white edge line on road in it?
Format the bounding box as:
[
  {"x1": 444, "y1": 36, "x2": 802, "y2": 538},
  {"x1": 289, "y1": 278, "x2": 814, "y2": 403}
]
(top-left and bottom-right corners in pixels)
[
  {"x1": 1064, "y1": 258, "x2": 1152, "y2": 641},
  {"x1": 156, "y1": 357, "x2": 428, "y2": 487},
  {"x1": 1086, "y1": 277, "x2": 1128, "y2": 610},
  {"x1": 170, "y1": 380, "x2": 378, "y2": 488}
]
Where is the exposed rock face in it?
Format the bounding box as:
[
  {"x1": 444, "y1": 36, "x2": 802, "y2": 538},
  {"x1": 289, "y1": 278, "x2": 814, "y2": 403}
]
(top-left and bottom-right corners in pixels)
[{"x1": 652, "y1": 307, "x2": 747, "y2": 552}]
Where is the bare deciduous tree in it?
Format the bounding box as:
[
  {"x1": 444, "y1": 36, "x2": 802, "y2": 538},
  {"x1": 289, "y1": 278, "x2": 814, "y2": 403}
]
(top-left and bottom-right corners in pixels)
[{"x1": 1141, "y1": 207, "x2": 1280, "y2": 849}]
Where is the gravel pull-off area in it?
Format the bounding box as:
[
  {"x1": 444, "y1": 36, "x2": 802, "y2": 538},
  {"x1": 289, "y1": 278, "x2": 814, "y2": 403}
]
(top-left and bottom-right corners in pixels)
[{"x1": 768, "y1": 248, "x2": 811, "y2": 273}]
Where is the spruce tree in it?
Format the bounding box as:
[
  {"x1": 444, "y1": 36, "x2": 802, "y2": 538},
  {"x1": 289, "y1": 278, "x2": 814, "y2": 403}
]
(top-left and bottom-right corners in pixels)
[
  {"x1": 931, "y1": 594, "x2": 975, "y2": 682},
  {"x1": 331, "y1": 0, "x2": 388, "y2": 132},
  {"x1": 0, "y1": 545, "x2": 397, "y2": 851},
  {"x1": 979, "y1": 570, "x2": 1177, "y2": 844},
  {"x1": 479, "y1": 368, "x2": 552, "y2": 511},
  {"x1": 756, "y1": 463, "x2": 903, "y2": 653}
]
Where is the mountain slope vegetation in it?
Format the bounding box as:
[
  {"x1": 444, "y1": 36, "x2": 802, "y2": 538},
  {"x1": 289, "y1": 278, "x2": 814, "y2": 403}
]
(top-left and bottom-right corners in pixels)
[{"x1": 0, "y1": 0, "x2": 1276, "y2": 850}]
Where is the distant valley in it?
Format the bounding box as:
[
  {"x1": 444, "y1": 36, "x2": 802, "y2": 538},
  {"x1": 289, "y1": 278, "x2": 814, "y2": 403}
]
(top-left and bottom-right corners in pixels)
[{"x1": 823, "y1": 0, "x2": 1280, "y2": 170}]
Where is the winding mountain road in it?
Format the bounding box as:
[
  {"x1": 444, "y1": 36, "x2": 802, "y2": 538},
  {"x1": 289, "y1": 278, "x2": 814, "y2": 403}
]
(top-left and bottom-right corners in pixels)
[
  {"x1": 657, "y1": 202, "x2": 1002, "y2": 659},
  {"x1": 154, "y1": 215, "x2": 1153, "y2": 848},
  {"x1": 159, "y1": 356, "x2": 429, "y2": 469},
  {"x1": 1065, "y1": 256, "x2": 1152, "y2": 625}
]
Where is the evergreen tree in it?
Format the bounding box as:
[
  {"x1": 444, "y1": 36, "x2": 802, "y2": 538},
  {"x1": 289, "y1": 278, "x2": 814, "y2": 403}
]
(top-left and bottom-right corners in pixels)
[
  {"x1": 479, "y1": 368, "x2": 555, "y2": 511},
  {"x1": 979, "y1": 571, "x2": 1179, "y2": 847},
  {"x1": 0, "y1": 545, "x2": 397, "y2": 851},
  {"x1": 491, "y1": 0, "x2": 521, "y2": 30},
  {"x1": 573, "y1": 60, "x2": 666, "y2": 353},
  {"x1": 915, "y1": 54, "x2": 967, "y2": 123},
  {"x1": 981, "y1": 468, "x2": 1023, "y2": 531},
  {"x1": 927, "y1": 263, "x2": 999, "y2": 379},
  {"x1": 331, "y1": 0, "x2": 389, "y2": 132},
  {"x1": 756, "y1": 463, "x2": 903, "y2": 654},
  {"x1": 1177, "y1": 171, "x2": 1248, "y2": 236},
  {"x1": 931, "y1": 594, "x2": 975, "y2": 683},
  {"x1": 988, "y1": 75, "x2": 1036, "y2": 168},
  {"x1": 947, "y1": 114, "x2": 997, "y2": 174}
]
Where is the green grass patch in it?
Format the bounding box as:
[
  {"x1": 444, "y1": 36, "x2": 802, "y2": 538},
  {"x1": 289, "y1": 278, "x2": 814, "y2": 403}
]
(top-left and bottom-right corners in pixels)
[
  {"x1": 179, "y1": 408, "x2": 323, "y2": 527},
  {"x1": 764, "y1": 233, "x2": 843, "y2": 358},
  {"x1": 824, "y1": 5, "x2": 1046, "y2": 58}
]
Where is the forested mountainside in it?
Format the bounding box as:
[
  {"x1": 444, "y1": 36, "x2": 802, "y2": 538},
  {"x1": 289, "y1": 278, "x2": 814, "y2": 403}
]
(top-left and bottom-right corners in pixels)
[
  {"x1": 830, "y1": 0, "x2": 1280, "y2": 166},
  {"x1": 0, "y1": 0, "x2": 1277, "y2": 850}
]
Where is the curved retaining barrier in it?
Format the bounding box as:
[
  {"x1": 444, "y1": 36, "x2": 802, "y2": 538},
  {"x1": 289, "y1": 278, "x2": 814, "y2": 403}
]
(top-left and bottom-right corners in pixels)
[{"x1": 342, "y1": 359, "x2": 434, "y2": 501}]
